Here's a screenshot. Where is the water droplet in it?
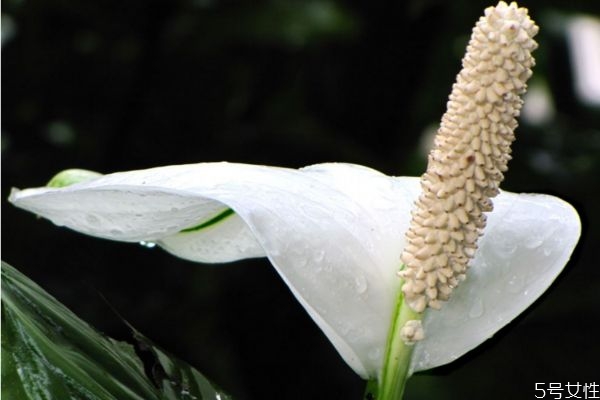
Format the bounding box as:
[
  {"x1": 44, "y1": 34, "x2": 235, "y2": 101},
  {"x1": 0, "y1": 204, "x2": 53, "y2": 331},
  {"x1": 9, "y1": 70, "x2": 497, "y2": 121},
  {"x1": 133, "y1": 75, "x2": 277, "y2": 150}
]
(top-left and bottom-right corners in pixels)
[
  {"x1": 505, "y1": 274, "x2": 523, "y2": 294},
  {"x1": 367, "y1": 348, "x2": 382, "y2": 361},
  {"x1": 421, "y1": 350, "x2": 431, "y2": 364},
  {"x1": 347, "y1": 327, "x2": 366, "y2": 343},
  {"x1": 314, "y1": 250, "x2": 325, "y2": 263},
  {"x1": 495, "y1": 234, "x2": 518, "y2": 259},
  {"x1": 139, "y1": 241, "x2": 156, "y2": 248},
  {"x1": 525, "y1": 237, "x2": 544, "y2": 249},
  {"x1": 317, "y1": 307, "x2": 328, "y2": 316},
  {"x1": 468, "y1": 299, "x2": 484, "y2": 318},
  {"x1": 338, "y1": 322, "x2": 350, "y2": 335},
  {"x1": 354, "y1": 274, "x2": 368, "y2": 294}
]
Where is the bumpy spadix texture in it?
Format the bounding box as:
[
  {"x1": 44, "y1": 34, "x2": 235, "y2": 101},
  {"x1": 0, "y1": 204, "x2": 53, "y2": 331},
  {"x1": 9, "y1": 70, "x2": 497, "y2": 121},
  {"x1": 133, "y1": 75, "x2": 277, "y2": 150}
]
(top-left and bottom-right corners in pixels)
[{"x1": 400, "y1": 2, "x2": 539, "y2": 312}]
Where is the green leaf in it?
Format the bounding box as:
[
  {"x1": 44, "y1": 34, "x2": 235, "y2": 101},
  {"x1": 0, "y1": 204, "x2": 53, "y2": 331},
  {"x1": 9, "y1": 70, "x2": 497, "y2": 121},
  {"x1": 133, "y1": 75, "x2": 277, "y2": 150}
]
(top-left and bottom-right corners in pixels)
[
  {"x1": 1, "y1": 261, "x2": 231, "y2": 400},
  {"x1": 131, "y1": 329, "x2": 232, "y2": 400}
]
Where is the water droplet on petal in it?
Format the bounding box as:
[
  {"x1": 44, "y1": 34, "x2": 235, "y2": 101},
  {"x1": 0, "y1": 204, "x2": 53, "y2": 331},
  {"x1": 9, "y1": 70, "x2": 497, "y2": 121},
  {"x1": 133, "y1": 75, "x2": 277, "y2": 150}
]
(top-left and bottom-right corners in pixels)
[
  {"x1": 524, "y1": 237, "x2": 544, "y2": 249},
  {"x1": 494, "y1": 234, "x2": 518, "y2": 259},
  {"x1": 368, "y1": 348, "x2": 382, "y2": 361},
  {"x1": 139, "y1": 241, "x2": 156, "y2": 248},
  {"x1": 505, "y1": 274, "x2": 523, "y2": 294},
  {"x1": 338, "y1": 322, "x2": 350, "y2": 335},
  {"x1": 354, "y1": 274, "x2": 368, "y2": 294},
  {"x1": 314, "y1": 249, "x2": 325, "y2": 263},
  {"x1": 468, "y1": 298, "x2": 484, "y2": 318}
]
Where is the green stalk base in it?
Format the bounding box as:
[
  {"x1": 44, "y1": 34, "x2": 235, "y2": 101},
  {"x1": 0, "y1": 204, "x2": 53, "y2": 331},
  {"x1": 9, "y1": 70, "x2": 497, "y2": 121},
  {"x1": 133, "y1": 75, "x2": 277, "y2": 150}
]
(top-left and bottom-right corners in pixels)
[{"x1": 365, "y1": 269, "x2": 422, "y2": 400}]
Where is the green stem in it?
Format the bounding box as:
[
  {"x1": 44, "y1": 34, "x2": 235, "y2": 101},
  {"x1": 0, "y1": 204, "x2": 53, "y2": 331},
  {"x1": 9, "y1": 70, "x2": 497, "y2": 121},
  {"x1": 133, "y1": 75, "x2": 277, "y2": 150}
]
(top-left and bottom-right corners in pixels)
[
  {"x1": 372, "y1": 273, "x2": 422, "y2": 400},
  {"x1": 363, "y1": 378, "x2": 378, "y2": 400},
  {"x1": 379, "y1": 302, "x2": 421, "y2": 399}
]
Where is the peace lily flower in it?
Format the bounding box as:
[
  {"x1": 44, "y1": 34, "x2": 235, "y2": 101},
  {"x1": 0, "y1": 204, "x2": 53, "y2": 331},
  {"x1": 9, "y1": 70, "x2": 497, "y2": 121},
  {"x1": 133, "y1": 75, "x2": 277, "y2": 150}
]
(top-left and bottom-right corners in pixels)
[
  {"x1": 377, "y1": 3, "x2": 559, "y2": 397},
  {"x1": 8, "y1": 163, "x2": 580, "y2": 378},
  {"x1": 7, "y1": 1, "x2": 581, "y2": 398}
]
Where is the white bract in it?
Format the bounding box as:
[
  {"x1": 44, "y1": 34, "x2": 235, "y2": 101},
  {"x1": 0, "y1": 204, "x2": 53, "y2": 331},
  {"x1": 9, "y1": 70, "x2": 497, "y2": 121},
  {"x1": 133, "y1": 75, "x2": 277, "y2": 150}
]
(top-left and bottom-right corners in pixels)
[{"x1": 9, "y1": 162, "x2": 580, "y2": 378}]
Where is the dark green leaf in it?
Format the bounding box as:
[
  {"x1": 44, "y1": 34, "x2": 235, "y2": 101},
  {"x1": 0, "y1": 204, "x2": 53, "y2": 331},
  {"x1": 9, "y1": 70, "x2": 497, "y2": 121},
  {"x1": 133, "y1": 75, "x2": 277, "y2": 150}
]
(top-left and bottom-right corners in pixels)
[
  {"x1": 1, "y1": 261, "x2": 231, "y2": 400},
  {"x1": 131, "y1": 329, "x2": 232, "y2": 400}
]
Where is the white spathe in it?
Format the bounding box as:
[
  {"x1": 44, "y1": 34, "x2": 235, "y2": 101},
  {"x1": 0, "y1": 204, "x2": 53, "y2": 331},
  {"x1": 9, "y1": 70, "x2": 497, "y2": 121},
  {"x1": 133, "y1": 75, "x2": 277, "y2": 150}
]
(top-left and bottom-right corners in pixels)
[{"x1": 9, "y1": 162, "x2": 580, "y2": 379}]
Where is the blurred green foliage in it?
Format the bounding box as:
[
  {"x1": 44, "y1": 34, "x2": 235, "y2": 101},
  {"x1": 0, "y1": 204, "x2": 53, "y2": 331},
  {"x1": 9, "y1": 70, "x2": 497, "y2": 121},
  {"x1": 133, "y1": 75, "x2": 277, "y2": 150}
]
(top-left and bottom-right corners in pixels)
[{"x1": 2, "y1": 1, "x2": 599, "y2": 399}]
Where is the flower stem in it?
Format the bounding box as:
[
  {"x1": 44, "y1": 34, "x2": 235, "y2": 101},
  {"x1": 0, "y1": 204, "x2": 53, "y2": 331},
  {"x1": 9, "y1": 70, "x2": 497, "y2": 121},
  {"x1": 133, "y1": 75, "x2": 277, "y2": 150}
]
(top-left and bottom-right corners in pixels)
[{"x1": 375, "y1": 280, "x2": 421, "y2": 400}]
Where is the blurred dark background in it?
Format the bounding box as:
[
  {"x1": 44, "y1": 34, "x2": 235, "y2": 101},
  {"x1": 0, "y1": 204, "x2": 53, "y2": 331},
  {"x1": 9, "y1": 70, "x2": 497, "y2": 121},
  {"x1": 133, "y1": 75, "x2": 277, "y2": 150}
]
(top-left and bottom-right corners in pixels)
[{"x1": 2, "y1": 0, "x2": 599, "y2": 399}]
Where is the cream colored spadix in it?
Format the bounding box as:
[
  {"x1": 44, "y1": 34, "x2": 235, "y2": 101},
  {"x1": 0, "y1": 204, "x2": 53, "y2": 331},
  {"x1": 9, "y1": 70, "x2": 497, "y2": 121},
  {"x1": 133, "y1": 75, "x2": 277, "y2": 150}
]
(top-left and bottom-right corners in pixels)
[
  {"x1": 9, "y1": 162, "x2": 580, "y2": 378},
  {"x1": 400, "y1": 1, "x2": 539, "y2": 313}
]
